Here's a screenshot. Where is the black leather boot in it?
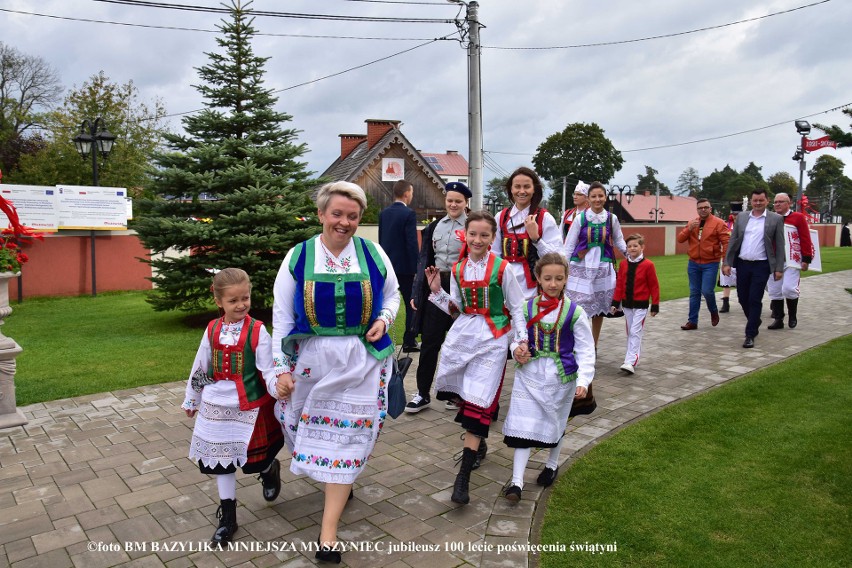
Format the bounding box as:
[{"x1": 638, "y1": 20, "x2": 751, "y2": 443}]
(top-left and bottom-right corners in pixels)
[
  {"x1": 451, "y1": 447, "x2": 478, "y2": 504},
  {"x1": 474, "y1": 439, "x2": 487, "y2": 470},
  {"x1": 767, "y1": 300, "x2": 785, "y2": 329},
  {"x1": 719, "y1": 297, "x2": 730, "y2": 313},
  {"x1": 456, "y1": 434, "x2": 487, "y2": 470},
  {"x1": 257, "y1": 458, "x2": 281, "y2": 502},
  {"x1": 211, "y1": 498, "x2": 237, "y2": 545},
  {"x1": 787, "y1": 298, "x2": 798, "y2": 328}
]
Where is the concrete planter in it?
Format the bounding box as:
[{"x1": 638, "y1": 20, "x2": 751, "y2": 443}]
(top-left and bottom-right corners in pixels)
[{"x1": 0, "y1": 272, "x2": 27, "y2": 429}]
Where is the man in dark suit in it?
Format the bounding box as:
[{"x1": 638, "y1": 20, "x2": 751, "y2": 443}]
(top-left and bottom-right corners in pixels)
[
  {"x1": 722, "y1": 188, "x2": 785, "y2": 348},
  {"x1": 379, "y1": 180, "x2": 420, "y2": 351}
]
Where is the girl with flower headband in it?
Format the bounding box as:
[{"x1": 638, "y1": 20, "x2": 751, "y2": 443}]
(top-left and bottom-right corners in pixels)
[{"x1": 500, "y1": 252, "x2": 596, "y2": 501}]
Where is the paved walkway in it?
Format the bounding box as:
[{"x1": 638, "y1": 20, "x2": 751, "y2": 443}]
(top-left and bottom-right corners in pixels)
[{"x1": 1, "y1": 271, "x2": 850, "y2": 568}]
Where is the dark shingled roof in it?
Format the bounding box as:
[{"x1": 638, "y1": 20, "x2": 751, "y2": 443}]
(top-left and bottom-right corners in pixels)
[{"x1": 320, "y1": 128, "x2": 445, "y2": 188}]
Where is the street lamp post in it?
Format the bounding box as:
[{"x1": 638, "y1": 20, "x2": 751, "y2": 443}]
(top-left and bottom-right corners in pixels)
[
  {"x1": 648, "y1": 183, "x2": 664, "y2": 223},
  {"x1": 72, "y1": 117, "x2": 116, "y2": 297},
  {"x1": 559, "y1": 172, "x2": 575, "y2": 219},
  {"x1": 607, "y1": 184, "x2": 634, "y2": 216},
  {"x1": 793, "y1": 120, "x2": 810, "y2": 213}
]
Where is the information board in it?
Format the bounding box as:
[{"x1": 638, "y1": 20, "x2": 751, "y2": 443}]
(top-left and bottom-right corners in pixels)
[
  {"x1": 0, "y1": 184, "x2": 60, "y2": 231},
  {"x1": 56, "y1": 185, "x2": 128, "y2": 230}
]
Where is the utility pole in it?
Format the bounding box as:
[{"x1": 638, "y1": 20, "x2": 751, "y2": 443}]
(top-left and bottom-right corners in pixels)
[{"x1": 465, "y1": 1, "x2": 483, "y2": 210}]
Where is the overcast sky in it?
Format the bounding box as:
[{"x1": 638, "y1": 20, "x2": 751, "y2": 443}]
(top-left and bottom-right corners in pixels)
[{"x1": 2, "y1": 0, "x2": 851, "y2": 200}]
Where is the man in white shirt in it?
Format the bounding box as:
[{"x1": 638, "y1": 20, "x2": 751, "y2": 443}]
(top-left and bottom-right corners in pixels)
[{"x1": 722, "y1": 189, "x2": 785, "y2": 348}]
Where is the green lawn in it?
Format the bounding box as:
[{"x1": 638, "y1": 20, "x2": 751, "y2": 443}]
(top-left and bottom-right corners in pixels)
[
  {"x1": 541, "y1": 335, "x2": 851, "y2": 568},
  {"x1": 648, "y1": 247, "x2": 852, "y2": 301},
  {"x1": 4, "y1": 249, "x2": 850, "y2": 405}
]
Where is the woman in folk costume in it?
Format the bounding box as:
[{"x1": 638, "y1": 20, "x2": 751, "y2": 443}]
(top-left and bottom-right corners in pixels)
[
  {"x1": 559, "y1": 180, "x2": 591, "y2": 241},
  {"x1": 492, "y1": 167, "x2": 563, "y2": 300},
  {"x1": 502, "y1": 253, "x2": 595, "y2": 501},
  {"x1": 182, "y1": 268, "x2": 284, "y2": 545},
  {"x1": 563, "y1": 182, "x2": 628, "y2": 347},
  {"x1": 271, "y1": 181, "x2": 399, "y2": 564},
  {"x1": 425, "y1": 210, "x2": 528, "y2": 505}
]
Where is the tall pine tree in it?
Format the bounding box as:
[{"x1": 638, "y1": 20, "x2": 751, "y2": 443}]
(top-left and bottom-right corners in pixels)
[{"x1": 135, "y1": 0, "x2": 319, "y2": 311}]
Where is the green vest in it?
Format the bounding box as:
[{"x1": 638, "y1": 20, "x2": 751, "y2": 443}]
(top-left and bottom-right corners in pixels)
[{"x1": 453, "y1": 252, "x2": 512, "y2": 338}]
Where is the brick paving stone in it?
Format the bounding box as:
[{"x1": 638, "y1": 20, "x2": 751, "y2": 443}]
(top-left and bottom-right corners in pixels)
[
  {"x1": 4, "y1": 539, "x2": 36, "y2": 564},
  {"x1": 76, "y1": 504, "x2": 128, "y2": 531},
  {"x1": 241, "y1": 514, "x2": 296, "y2": 542},
  {"x1": 30, "y1": 524, "x2": 86, "y2": 555},
  {"x1": 164, "y1": 491, "x2": 216, "y2": 516},
  {"x1": 9, "y1": 547, "x2": 73, "y2": 568},
  {"x1": 108, "y1": 514, "x2": 170, "y2": 551},
  {"x1": 115, "y1": 484, "x2": 180, "y2": 511},
  {"x1": 80, "y1": 475, "x2": 129, "y2": 503},
  {"x1": 12, "y1": 484, "x2": 61, "y2": 505},
  {"x1": 157, "y1": 510, "x2": 210, "y2": 537},
  {"x1": 126, "y1": 471, "x2": 171, "y2": 492}
]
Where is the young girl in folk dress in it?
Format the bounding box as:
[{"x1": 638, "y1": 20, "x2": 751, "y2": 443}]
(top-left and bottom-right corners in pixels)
[
  {"x1": 425, "y1": 210, "x2": 528, "y2": 505},
  {"x1": 501, "y1": 253, "x2": 596, "y2": 501},
  {"x1": 563, "y1": 182, "x2": 628, "y2": 346},
  {"x1": 182, "y1": 268, "x2": 284, "y2": 545}
]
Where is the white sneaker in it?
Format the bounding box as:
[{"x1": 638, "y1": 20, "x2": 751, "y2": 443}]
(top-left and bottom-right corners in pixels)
[
  {"x1": 620, "y1": 363, "x2": 635, "y2": 374},
  {"x1": 404, "y1": 393, "x2": 430, "y2": 413}
]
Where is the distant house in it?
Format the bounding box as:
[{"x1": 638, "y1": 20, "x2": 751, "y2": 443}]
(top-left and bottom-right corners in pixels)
[
  {"x1": 613, "y1": 191, "x2": 698, "y2": 223},
  {"x1": 320, "y1": 119, "x2": 447, "y2": 217},
  {"x1": 419, "y1": 151, "x2": 470, "y2": 185}
]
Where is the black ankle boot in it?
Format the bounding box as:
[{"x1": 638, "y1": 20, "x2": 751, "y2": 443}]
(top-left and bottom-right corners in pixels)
[
  {"x1": 719, "y1": 297, "x2": 730, "y2": 313},
  {"x1": 456, "y1": 434, "x2": 487, "y2": 470},
  {"x1": 474, "y1": 439, "x2": 487, "y2": 470},
  {"x1": 787, "y1": 298, "x2": 798, "y2": 328},
  {"x1": 767, "y1": 300, "x2": 785, "y2": 329},
  {"x1": 451, "y1": 447, "x2": 478, "y2": 504},
  {"x1": 257, "y1": 458, "x2": 281, "y2": 502},
  {"x1": 211, "y1": 498, "x2": 237, "y2": 545}
]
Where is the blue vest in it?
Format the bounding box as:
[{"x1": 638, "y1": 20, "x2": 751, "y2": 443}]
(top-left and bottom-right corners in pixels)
[{"x1": 287, "y1": 236, "x2": 393, "y2": 359}]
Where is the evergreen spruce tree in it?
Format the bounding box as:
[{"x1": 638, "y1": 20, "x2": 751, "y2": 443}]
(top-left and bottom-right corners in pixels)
[{"x1": 135, "y1": 0, "x2": 319, "y2": 311}]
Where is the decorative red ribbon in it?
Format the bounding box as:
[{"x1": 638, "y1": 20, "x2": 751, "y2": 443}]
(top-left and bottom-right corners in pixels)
[{"x1": 527, "y1": 295, "x2": 560, "y2": 328}]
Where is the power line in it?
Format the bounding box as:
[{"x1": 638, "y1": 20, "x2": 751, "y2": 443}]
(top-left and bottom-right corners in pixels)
[
  {"x1": 338, "y1": 0, "x2": 451, "y2": 5},
  {"x1": 0, "y1": 8, "x2": 451, "y2": 40},
  {"x1": 483, "y1": 102, "x2": 852, "y2": 157},
  {"x1": 621, "y1": 102, "x2": 852, "y2": 153},
  {"x1": 159, "y1": 33, "x2": 457, "y2": 119},
  {"x1": 90, "y1": 0, "x2": 456, "y2": 23},
  {"x1": 270, "y1": 35, "x2": 453, "y2": 93},
  {"x1": 482, "y1": 153, "x2": 511, "y2": 178},
  {"x1": 484, "y1": 0, "x2": 833, "y2": 50}
]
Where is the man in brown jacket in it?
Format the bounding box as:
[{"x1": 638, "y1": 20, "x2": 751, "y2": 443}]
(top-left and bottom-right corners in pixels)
[{"x1": 677, "y1": 198, "x2": 730, "y2": 330}]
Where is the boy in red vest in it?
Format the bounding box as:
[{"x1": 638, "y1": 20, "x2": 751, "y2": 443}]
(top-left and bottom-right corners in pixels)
[{"x1": 610, "y1": 234, "x2": 660, "y2": 374}]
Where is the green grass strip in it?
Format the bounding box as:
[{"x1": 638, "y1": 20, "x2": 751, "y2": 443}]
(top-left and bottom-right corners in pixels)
[{"x1": 540, "y1": 335, "x2": 852, "y2": 568}]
